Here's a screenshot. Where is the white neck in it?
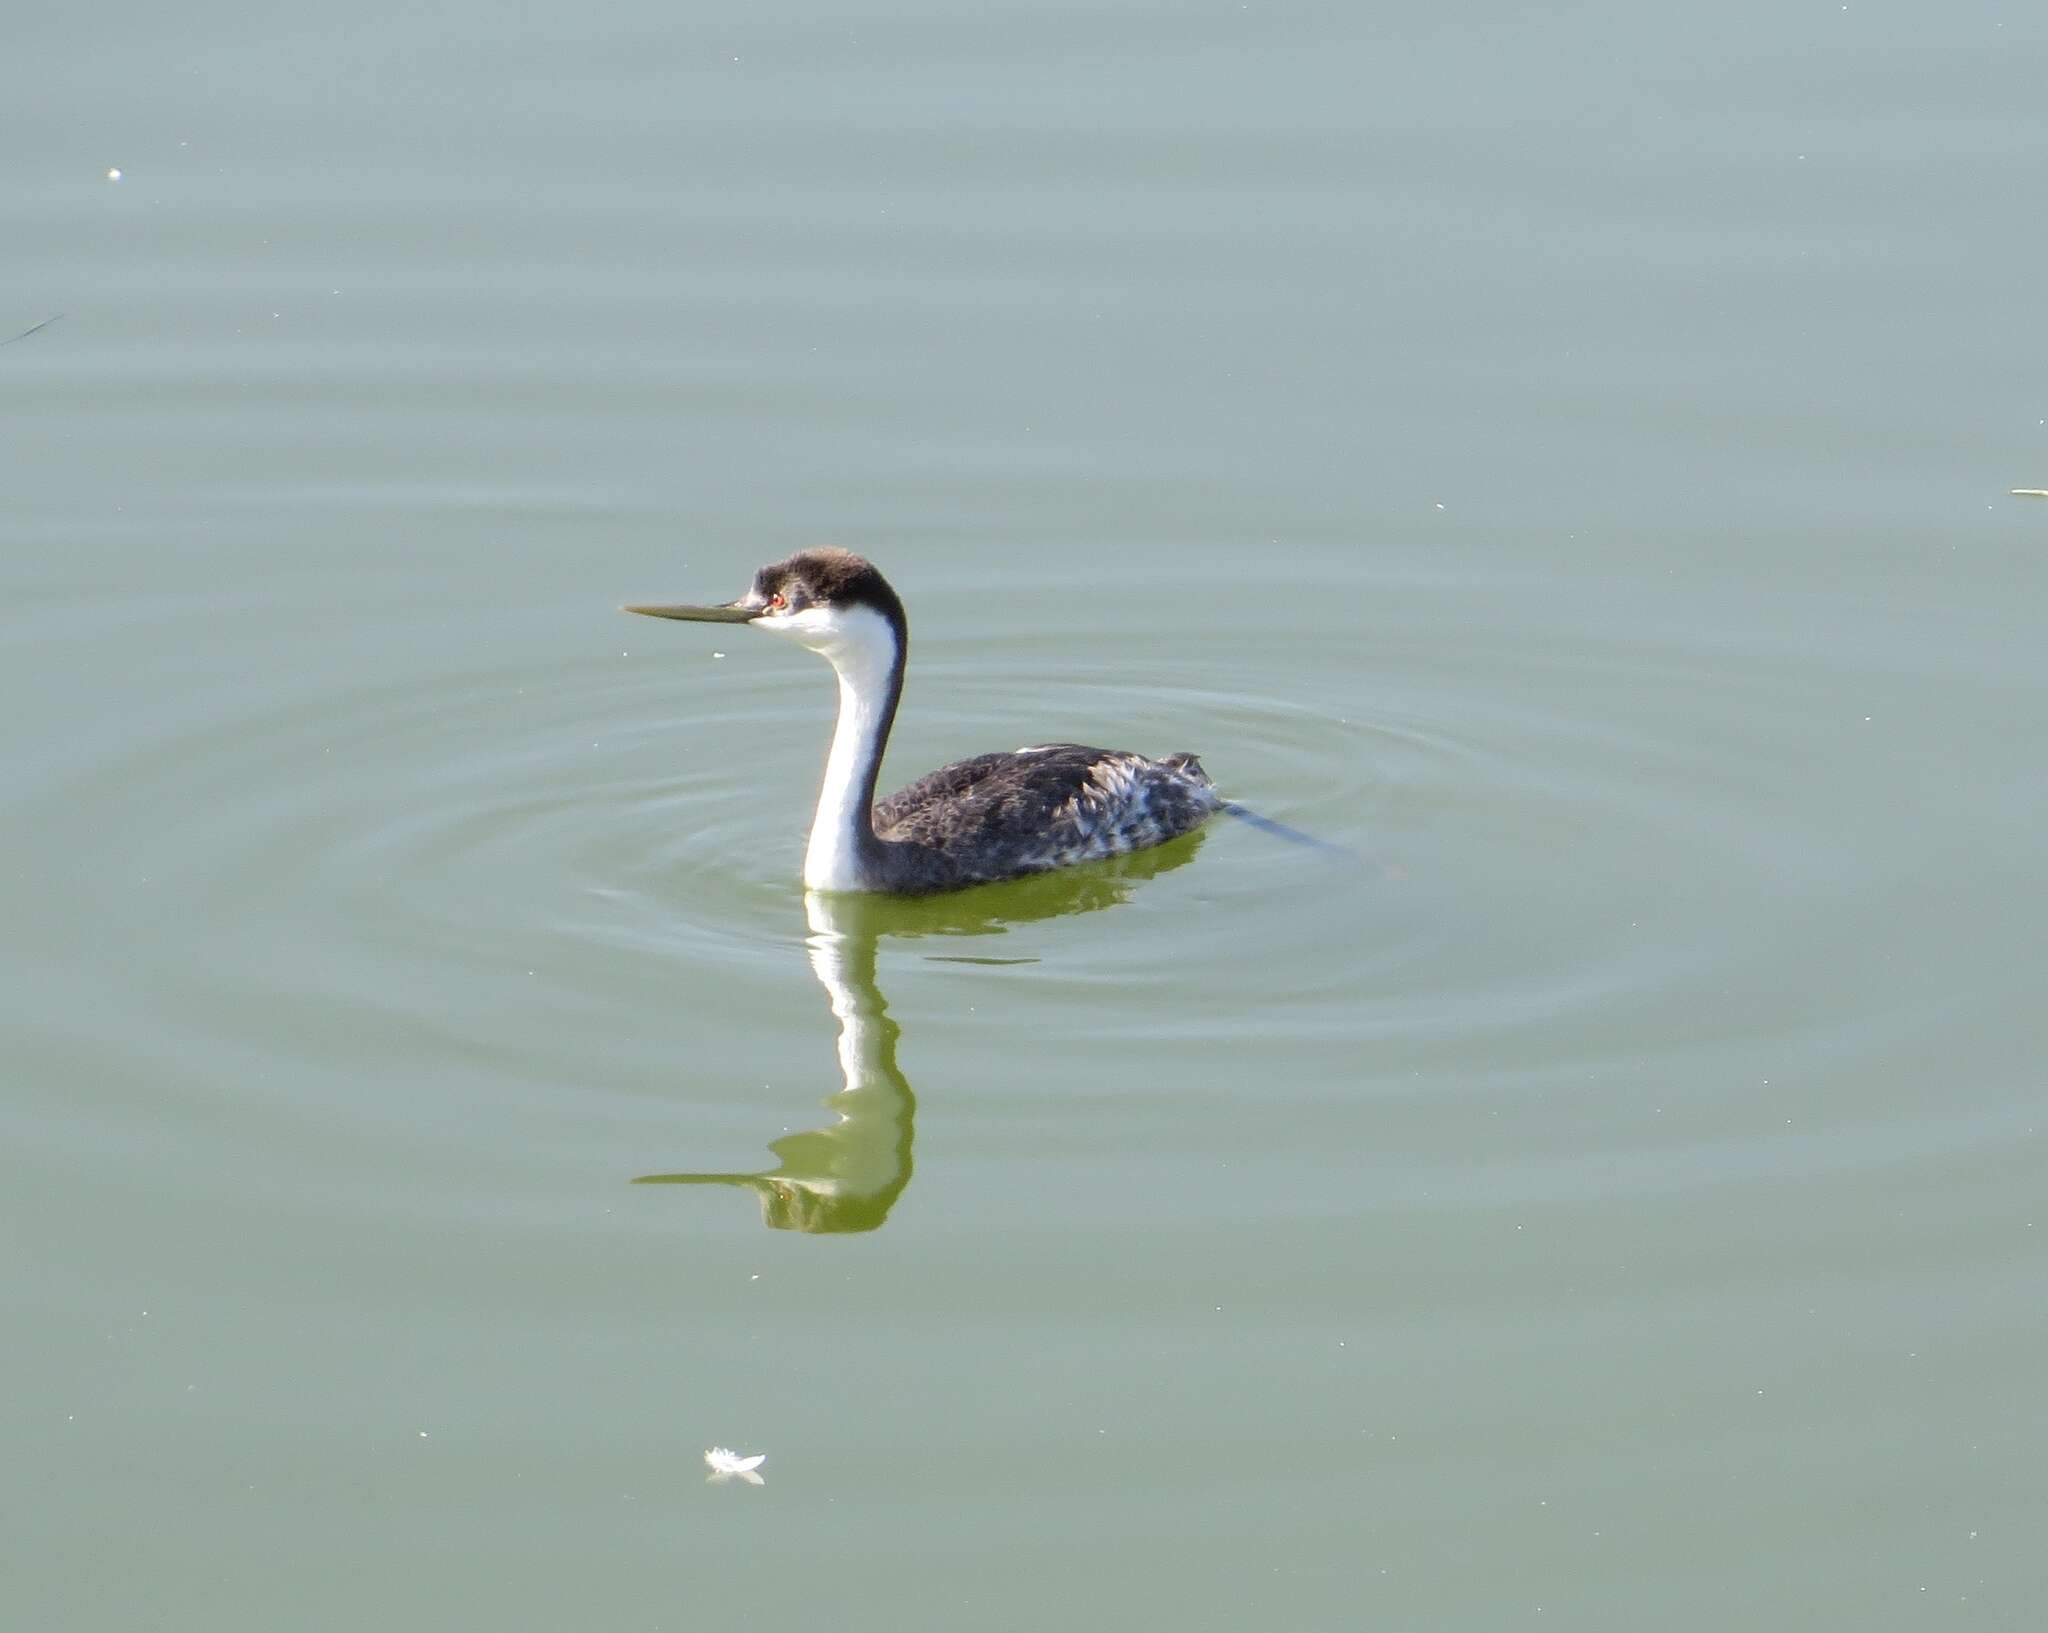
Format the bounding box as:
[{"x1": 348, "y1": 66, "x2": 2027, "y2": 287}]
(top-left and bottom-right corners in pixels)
[{"x1": 759, "y1": 604, "x2": 900, "y2": 892}]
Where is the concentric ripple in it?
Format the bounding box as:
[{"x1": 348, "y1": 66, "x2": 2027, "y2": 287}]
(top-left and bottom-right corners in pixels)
[{"x1": 6, "y1": 562, "x2": 2038, "y2": 1224}]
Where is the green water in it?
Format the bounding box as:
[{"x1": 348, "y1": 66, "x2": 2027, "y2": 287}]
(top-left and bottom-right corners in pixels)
[{"x1": 7, "y1": 2, "x2": 2045, "y2": 1628}]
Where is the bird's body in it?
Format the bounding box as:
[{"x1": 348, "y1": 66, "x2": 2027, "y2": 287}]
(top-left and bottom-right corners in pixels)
[
  {"x1": 870, "y1": 742, "x2": 1219, "y2": 892},
  {"x1": 627, "y1": 549, "x2": 1223, "y2": 895}
]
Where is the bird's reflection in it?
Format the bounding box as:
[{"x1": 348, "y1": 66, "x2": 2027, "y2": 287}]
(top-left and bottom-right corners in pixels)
[{"x1": 632, "y1": 833, "x2": 1203, "y2": 1233}]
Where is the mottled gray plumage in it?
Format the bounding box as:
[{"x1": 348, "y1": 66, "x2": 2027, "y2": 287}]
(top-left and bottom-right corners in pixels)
[{"x1": 872, "y1": 741, "x2": 1219, "y2": 892}]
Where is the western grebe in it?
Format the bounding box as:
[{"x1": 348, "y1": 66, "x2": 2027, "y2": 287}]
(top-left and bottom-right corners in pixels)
[{"x1": 625, "y1": 549, "x2": 1225, "y2": 894}]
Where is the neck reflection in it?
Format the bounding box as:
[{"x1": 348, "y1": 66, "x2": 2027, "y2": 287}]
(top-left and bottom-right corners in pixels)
[{"x1": 633, "y1": 833, "x2": 1205, "y2": 1234}]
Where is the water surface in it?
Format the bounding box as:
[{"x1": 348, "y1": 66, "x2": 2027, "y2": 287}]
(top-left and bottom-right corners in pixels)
[{"x1": 7, "y1": 2, "x2": 2046, "y2": 1627}]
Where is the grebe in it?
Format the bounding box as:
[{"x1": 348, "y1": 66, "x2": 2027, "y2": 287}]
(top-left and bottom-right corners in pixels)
[{"x1": 626, "y1": 549, "x2": 1224, "y2": 894}]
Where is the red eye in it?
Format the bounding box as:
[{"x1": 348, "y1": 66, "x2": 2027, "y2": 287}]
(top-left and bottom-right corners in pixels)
[{"x1": 768, "y1": 592, "x2": 787, "y2": 609}]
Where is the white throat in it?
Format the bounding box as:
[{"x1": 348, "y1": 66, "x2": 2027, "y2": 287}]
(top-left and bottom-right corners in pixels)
[{"x1": 757, "y1": 603, "x2": 901, "y2": 892}]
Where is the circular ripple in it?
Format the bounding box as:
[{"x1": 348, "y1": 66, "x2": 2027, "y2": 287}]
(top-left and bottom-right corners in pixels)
[{"x1": 11, "y1": 572, "x2": 2035, "y2": 1217}]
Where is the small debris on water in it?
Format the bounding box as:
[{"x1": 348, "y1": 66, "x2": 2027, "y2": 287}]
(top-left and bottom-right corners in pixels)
[{"x1": 705, "y1": 1446, "x2": 766, "y2": 1484}]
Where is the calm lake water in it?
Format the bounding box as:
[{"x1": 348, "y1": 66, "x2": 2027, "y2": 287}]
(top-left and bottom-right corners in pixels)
[{"x1": 8, "y1": 2, "x2": 2045, "y2": 1627}]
